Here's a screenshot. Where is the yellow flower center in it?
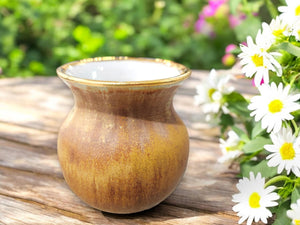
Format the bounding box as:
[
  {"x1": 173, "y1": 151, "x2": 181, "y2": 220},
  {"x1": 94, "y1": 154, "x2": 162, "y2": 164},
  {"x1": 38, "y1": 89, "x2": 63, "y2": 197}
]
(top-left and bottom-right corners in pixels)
[
  {"x1": 268, "y1": 99, "x2": 283, "y2": 113},
  {"x1": 251, "y1": 54, "x2": 264, "y2": 67},
  {"x1": 272, "y1": 28, "x2": 286, "y2": 37},
  {"x1": 295, "y1": 5, "x2": 300, "y2": 16},
  {"x1": 280, "y1": 143, "x2": 295, "y2": 160},
  {"x1": 208, "y1": 88, "x2": 216, "y2": 101},
  {"x1": 249, "y1": 192, "x2": 261, "y2": 208},
  {"x1": 294, "y1": 219, "x2": 300, "y2": 225}
]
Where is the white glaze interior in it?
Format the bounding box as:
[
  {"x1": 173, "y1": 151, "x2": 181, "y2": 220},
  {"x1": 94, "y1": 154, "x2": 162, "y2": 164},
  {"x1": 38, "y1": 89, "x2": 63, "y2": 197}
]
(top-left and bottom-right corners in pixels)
[{"x1": 65, "y1": 60, "x2": 181, "y2": 82}]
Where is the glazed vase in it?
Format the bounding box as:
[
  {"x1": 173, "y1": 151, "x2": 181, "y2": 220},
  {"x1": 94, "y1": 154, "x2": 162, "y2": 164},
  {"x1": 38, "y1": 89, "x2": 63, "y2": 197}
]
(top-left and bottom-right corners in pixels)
[{"x1": 56, "y1": 57, "x2": 191, "y2": 214}]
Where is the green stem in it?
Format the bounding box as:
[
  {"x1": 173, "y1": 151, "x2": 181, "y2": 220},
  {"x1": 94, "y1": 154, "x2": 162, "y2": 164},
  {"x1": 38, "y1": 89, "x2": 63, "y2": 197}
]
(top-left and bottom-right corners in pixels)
[
  {"x1": 265, "y1": 175, "x2": 291, "y2": 188},
  {"x1": 264, "y1": 0, "x2": 278, "y2": 18},
  {"x1": 239, "y1": 151, "x2": 261, "y2": 164},
  {"x1": 281, "y1": 74, "x2": 289, "y2": 86},
  {"x1": 289, "y1": 73, "x2": 300, "y2": 87},
  {"x1": 290, "y1": 76, "x2": 296, "y2": 87},
  {"x1": 291, "y1": 119, "x2": 299, "y2": 136}
]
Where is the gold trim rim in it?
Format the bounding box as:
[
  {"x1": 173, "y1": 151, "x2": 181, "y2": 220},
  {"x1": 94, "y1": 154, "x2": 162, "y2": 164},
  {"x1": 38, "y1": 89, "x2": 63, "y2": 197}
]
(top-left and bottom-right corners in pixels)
[{"x1": 56, "y1": 56, "x2": 191, "y2": 87}]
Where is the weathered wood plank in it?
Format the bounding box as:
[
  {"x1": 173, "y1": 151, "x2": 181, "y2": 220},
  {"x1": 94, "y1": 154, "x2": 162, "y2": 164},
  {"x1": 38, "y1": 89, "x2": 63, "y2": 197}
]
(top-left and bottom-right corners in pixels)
[
  {"x1": 0, "y1": 163, "x2": 238, "y2": 224},
  {"x1": 0, "y1": 77, "x2": 72, "y2": 132},
  {"x1": 0, "y1": 122, "x2": 57, "y2": 149},
  {"x1": 0, "y1": 139, "x2": 61, "y2": 178},
  {"x1": 0, "y1": 166, "x2": 117, "y2": 225},
  {"x1": 0, "y1": 195, "x2": 95, "y2": 225},
  {"x1": 0, "y1": 101, "x2": 69, "y2": 133},
  {"x1": 0, "y1": 192, "x2": 239, "y2": 225}
]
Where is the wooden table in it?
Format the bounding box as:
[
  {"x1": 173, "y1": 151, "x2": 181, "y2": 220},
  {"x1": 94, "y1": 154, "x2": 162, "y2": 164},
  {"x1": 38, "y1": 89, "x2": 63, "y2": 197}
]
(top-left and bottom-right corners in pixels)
[{"x1": 0, "y1": 71, "x2": 254, "y2": 224}]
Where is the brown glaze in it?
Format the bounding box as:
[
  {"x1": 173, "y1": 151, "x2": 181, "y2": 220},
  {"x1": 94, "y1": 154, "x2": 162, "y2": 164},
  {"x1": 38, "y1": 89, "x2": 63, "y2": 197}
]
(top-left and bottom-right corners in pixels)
[{"x1": 57, "y1": 57, "x2": 191, "y2": 214}]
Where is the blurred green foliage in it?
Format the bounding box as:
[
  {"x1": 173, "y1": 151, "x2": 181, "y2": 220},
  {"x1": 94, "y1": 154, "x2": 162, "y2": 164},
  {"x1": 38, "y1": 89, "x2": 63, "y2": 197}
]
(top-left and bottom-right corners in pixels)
[{"x1": 0, "y1": 0, "x2": 235, "y2": 77}]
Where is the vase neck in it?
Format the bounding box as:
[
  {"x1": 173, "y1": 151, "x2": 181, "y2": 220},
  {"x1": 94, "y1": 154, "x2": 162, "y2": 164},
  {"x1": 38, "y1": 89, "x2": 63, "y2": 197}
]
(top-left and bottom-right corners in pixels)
[{"x1": 69, "y1": 85, "x2": 180, "y2": 121}]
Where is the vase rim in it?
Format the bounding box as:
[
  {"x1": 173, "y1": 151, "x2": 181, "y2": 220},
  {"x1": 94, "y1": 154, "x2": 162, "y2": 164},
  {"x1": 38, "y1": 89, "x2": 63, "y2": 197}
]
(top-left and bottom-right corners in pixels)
[{"x1": 56, "y1": 56, "x2": 191, "y2": 87}]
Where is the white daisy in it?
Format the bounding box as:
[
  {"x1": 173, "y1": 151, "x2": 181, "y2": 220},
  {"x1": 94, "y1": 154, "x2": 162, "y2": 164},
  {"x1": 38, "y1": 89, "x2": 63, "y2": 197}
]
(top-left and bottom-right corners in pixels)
[
  {"x1": 194, "y1": 69, "x2": 234, "y2": 120},
  {"x1": 291, "y1": 19, "x2": 300, "y2": 41},
  {"x1": 238, "y1": 31, "x2": 282, "y2": 86},
  {"x1": 287, "y1": 199, "x2": 300, "y2": 225},
  {"x1": 278, "y1": 0, "x2": 300, "y2": 25},
  {"x1": 218, "y1": 130, "x2": 243, "y2": 164},
  {"x1": 248, "y1": 82, "x2": 300, "y2": 133},
  {"x1": 232, "y1": 172, "x2": 280, "y2": 225},
  {"x1": 262, "y1": 16, "x2": 290, "y2": 43},
  {"x1": 264, "y1": 126, "x2": 300, "y2": 177}
]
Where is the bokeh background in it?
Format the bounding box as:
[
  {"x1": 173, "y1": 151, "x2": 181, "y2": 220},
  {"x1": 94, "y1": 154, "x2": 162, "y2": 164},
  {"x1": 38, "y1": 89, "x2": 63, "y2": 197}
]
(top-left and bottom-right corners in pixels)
[{"x1": 0, "y1": 0, "x2": 278, "y2": 77}]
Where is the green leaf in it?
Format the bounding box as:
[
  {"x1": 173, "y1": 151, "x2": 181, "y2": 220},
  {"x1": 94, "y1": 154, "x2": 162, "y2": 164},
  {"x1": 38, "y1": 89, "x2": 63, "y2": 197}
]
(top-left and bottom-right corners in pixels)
[
  {"x1": 80, "y1": 35, "x2": 105, "y2": 53},
  {"x1": 73, "y1": 25, "x2": 91, "y2": 43},
  {"x1": 9, "y1": 48, "x2": 24, "y2": 64},
  {"x1": 113, "y1": 23, "x2": 134, "y2": 40},
  {"x1": 225, "y1": 92, "x2": 251, "y2": 118},
  {"x1": 240, "y1": 160, "x2": 278, "y2": 179},
  {"x1": 277, "y1": 42, "x2": 300, "y2": 57},
  {"x1": 291, "y1": 186, "x2": 300, "y2": 204},
  {"x1": 234, "y1": 16, "x2": 262, "y2": 42},
  {"x1": 232, "y1": 125, "x2": 249, "y2": 142},
  {"x1": 243, "y1": 136, "x2": 272, "y2": 154},
  {"x1": 251, "y1": 121, "x2": 266, "y2": 138},
  {"x1": 29, "y1": 61, "x2": 45, "y2": 75},
  {"x1": 219, "y1": 113, "x2": 234, "y2": 134},
  {"x1": 224, "y1": 91, "x2": 247, "y2": 102},
  {"x1": 273, "y1": 201, "x2": 292, "y2": 225}
]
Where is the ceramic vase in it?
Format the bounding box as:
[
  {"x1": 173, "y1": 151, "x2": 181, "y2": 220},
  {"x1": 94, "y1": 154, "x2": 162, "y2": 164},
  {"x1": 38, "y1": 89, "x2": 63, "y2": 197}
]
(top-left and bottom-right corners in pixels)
[{"x1": 56, "y1": 57, "x2": 191, "y2": 214}]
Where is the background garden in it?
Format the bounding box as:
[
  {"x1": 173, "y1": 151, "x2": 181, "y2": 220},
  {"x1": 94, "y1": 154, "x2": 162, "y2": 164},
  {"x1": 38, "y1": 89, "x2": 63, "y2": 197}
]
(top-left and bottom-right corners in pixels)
[{"x1": 0, "y1": 0, "x2": 281, "y2": 77}]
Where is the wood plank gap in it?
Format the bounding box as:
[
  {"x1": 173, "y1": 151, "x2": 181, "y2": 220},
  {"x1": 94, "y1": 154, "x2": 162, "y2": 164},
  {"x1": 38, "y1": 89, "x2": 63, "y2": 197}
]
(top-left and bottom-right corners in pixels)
[
  {"x1": 0, "y1": 138, "x2": 57, "y2": 156},
  {"x1": 0, "y1": 164, "x2": 64, "y2": 181},
  {"x1": 0, "y1": 120, "x2": 59, "y2": 135},
  {"x1": 216, "y1": 211, "x2": 239, "y2": 220},
  {"x1": 189, "y1": 136, "x2": 218, "y2": 142},
  {"x1": 159, "y1": 203, "x2": 210, "y2": 217},
  {"x1": 160, "y1": 202, "x2": 225, "y2": 216},
  {"x1": 0, "y1": 136, "x2": 57, "y2": 152}
]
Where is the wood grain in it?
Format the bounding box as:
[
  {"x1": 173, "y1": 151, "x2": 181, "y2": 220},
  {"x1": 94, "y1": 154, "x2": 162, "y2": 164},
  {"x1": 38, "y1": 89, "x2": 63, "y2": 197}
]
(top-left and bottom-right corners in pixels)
[{"x1": 0, "y1": 71, "x2": 260, "y2": 224}]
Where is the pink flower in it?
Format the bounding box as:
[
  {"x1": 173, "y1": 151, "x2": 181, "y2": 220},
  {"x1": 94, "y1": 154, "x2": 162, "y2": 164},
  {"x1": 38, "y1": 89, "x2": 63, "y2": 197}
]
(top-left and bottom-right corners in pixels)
[
  {"x1": 240, "y1": 41, "x2": 247, "y2": 47},
  {"x1": 225, "y1": 44, "x2": 237, "y2": 53},
  {"x1": 222, "y1": 53, "x2": 236, "y2": 66},
  {"x1": 203, "y1": 0, "x2": 227, "y2": 17},
  {"x1": 195, "y1": 15, "x2": 206, "y2": 32},
  {"x1": 195, "y1": 15, "x2": 215, "y2": 37},
  {"x1": 195, "y1": 0, "x2": 227, "y2": 36},
  {"x1": 229, "y1": 14, "x2": 246, "y2": 28},
  {"x1": 252, "y1": 77, "x2": 264, "y2": 86}
]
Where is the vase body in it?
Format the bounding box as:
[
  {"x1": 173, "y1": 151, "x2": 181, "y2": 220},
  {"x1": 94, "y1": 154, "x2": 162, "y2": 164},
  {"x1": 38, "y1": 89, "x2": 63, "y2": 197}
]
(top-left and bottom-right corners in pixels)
[{"x1": 56, "y1": 57, "x2": 191, "y2": 214}]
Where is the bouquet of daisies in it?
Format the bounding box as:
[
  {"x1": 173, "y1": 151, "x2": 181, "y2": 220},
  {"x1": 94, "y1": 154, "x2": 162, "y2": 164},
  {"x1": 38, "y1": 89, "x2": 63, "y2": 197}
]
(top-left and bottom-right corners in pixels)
[{"x1": 195, "y1": 1, "x2": 300, "y2": 224}]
